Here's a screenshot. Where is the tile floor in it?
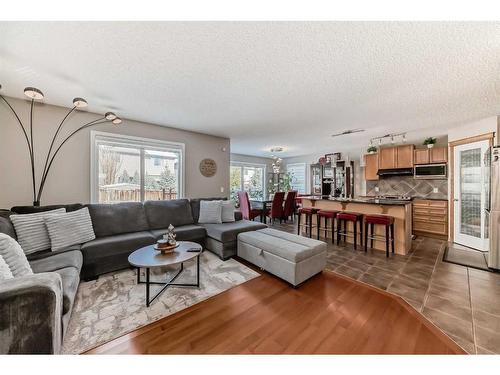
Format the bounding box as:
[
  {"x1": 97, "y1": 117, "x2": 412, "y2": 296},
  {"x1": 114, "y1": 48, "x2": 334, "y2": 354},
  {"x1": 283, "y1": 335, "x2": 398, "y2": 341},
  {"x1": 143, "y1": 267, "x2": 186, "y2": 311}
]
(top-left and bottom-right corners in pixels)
[{"x1": 270, "y1": 219, "x2": 500, "y2": 354}]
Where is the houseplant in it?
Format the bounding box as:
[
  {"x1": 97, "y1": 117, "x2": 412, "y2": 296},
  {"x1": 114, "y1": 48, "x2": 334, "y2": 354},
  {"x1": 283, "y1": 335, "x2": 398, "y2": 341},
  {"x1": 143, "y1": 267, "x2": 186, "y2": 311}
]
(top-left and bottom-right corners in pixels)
[
  {"x1": 367, "y1": 145, "x2": 378, "y2": 154},
  {"x1": 423, "y1": 137, "x2": 437, "y2": 149}
]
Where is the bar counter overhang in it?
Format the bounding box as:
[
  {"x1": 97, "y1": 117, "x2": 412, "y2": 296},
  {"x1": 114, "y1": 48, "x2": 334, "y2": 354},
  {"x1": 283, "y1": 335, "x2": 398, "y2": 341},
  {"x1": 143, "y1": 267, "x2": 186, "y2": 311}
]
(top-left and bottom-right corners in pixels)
[{"x1": 300, "y1": 196, "x2": 413, "y2": 255}]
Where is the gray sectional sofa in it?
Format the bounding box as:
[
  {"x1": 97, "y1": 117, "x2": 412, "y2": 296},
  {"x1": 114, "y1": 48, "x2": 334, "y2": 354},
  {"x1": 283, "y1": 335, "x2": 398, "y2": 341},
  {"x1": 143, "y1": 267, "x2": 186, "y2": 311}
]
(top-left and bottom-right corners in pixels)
[{"x1": 0, "y1": 198, "x2": 266, "y2": 354}]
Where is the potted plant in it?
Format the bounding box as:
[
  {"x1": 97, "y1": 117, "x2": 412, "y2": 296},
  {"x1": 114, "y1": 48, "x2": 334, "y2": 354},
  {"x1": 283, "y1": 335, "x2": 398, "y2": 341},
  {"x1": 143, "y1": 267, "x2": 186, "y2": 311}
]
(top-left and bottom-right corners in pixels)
[
  {"x1": 423, "y1": 137, "x2": 437, "y2": 149},
  {"x1": 367, "y1": 145, "x2": 378, "y2": 154}
]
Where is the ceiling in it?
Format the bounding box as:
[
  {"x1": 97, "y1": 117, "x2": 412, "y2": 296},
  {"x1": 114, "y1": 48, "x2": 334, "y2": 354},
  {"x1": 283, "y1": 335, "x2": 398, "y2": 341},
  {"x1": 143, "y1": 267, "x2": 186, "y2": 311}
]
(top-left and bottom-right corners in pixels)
[{"x1": 1, "y1": 22, "x2": 500, "y2": 158}]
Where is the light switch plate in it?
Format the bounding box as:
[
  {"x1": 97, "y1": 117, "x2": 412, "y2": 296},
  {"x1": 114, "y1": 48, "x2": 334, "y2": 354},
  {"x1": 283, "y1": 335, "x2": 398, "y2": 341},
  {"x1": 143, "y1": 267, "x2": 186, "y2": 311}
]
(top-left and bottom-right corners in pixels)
[
  {"x1": 433, "y1": 187, "x2": 438, "y2": 193},
  {"x1": 375, "y1": 187, "x2": 379, "y2": 192},
  {"x1": 220, "y1": 187, "x2": 224, "y2": 193}
]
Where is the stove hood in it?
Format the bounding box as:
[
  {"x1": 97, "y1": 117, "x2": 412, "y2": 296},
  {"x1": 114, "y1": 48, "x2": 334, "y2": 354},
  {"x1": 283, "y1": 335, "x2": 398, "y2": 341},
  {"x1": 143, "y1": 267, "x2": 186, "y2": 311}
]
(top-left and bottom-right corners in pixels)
[{"x1": 377, "y1": 168, "x2": 414, "y2": 177}]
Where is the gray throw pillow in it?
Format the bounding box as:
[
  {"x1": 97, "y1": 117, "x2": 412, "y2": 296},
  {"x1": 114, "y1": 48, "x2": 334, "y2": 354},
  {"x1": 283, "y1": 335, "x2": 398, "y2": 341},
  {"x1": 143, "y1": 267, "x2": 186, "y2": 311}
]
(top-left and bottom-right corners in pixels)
[
  {"x1": 221, "y1": 200, "x2": 236, "y2": 223},
  {"x1": 198, "y1": 200, "x2": 223, "y2": 224},
  {"x1": 10, "y1": 208, "x2": 66, "y2": 254},
  {"x1": 0, "y1": 233, "x2": 33, "y2": 277},
  {"x1": 0, "y1": 254, "x2": 14, "y2": 281},
  {"x1": 45, "y1": 207, "x2": 96, "y2": 252}
]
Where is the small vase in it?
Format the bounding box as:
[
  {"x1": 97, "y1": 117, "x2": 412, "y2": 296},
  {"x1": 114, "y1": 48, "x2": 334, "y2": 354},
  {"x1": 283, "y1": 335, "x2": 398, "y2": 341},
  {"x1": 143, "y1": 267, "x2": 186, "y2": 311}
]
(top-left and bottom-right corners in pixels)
[{"x1": 427, "y1": 144, "x2": 434, "y2": 149}]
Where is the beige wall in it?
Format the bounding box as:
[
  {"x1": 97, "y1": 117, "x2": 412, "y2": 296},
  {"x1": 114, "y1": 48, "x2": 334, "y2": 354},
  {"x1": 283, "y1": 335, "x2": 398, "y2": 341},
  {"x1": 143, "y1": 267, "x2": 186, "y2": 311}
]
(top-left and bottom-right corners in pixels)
[{"x1": 0, "y1": 97, "x2": 230, "y2": 207}]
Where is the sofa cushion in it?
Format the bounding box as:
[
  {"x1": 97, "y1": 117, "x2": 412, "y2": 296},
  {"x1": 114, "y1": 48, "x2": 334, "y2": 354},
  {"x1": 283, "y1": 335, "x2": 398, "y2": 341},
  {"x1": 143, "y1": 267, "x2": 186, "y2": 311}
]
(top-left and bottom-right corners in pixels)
[
  {"x1": 86, "y1": 202, "x2": 149, "y2": 237},
  {"x1": 10, "y1": 203, "x2": 83, "y2": 214},
  {"x1": 190, "y1": 197, "x2": 227, "y2": 223},
  {"x1": 29, "y1": 250, "x2": 83, "y2": 274},
  {"x1": 150, "y1": 225, "x2": 206, "y2": 241},
  {"x1": 0, "y1": 233, "x2": 33, "y2": 277},
  {"x1": 199, "y1": 220, "x2": 267, "y2": 243},
  {"x1": 237, "y1": 228, "x2": 326, "y2": 263},
  {"x1": 144, "y1": 199, "x2": 194, "y2": 230},
  {"x1": 26, "y1": 244, "x2": 81, "y2": 261},
  {"x1": 0, "y1": 210, "x2": 16, "y2": 239},
  {"x1": 53, "y1": 266, "x2": 80, "y2": 314}
]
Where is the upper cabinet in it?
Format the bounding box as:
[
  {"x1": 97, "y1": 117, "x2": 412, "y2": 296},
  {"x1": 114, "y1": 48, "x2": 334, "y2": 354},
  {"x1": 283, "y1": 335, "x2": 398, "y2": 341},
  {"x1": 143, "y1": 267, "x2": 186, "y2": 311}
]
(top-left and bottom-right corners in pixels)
[
  {"x1": 396, "y1": 145, "x2": 415, "y2": 168},
  {"x1": 378, "y1": 145, "x2": 414, "y2": 169},
  {"x1": 413, "y1": 147, "x2": 448, "y2": 165},
  {"x1": 364, "y1": 153, "x2": 379, "y2": 181},
  {"x1": 379, "y1": 147, "x2": 397, "y2": 169}
]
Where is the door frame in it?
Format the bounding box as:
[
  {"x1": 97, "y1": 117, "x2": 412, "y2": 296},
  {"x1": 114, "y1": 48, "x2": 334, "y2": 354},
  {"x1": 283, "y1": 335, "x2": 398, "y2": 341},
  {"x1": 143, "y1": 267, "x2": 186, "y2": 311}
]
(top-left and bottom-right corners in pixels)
[{"x1": 449, "y1": 132, "x2": 495, "y2": 243}]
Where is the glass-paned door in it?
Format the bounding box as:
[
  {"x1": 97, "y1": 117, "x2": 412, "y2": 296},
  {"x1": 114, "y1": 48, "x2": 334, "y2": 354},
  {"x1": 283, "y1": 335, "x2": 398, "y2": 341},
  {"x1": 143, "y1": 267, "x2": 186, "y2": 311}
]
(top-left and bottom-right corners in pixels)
[
  {"x1": 229, "y1": 163, "x2": 265, "y2": 201},
  {"x1": 454, "y1": 140, "x2": 490, "y2": 251}
]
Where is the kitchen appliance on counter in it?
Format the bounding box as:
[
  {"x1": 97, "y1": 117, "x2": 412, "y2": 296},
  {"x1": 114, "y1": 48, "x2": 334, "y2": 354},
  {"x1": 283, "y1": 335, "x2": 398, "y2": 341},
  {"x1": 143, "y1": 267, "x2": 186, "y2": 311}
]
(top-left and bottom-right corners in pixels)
[
  {"x1": 414, "y1": 163, "x2": 447, "y2": 179},
  {"x1": 487, "y1": 146, "x2": 500, "y2": 270}
]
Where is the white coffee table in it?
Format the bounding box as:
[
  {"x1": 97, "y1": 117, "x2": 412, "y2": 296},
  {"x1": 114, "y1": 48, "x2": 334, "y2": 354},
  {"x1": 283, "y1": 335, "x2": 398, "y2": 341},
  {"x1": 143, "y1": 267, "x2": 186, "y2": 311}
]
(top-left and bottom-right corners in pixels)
[{"x1": 128, "y1": 241, "x2": 202, "y2": 306}]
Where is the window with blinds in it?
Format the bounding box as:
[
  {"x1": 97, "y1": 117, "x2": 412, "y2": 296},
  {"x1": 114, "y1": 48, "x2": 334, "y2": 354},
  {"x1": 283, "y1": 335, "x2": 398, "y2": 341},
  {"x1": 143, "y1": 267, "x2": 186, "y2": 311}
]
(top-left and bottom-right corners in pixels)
[{"x1": 286, "y1": 163, "x2": 307, "y2": 193}]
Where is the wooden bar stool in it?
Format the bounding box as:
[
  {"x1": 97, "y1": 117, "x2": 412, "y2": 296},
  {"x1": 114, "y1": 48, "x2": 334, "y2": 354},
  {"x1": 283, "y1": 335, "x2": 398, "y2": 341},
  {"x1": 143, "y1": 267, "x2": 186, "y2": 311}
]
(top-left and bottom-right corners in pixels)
[
  {"x1": 316, "y1": 210, "x2": 339, "y2": 242},
  {"x1": 297, "y1": 207, "x2": 319, "y2": 238},
  {"x1": 364, "y1": 214, "x2": 395, "y2": 257},
  {"x1": 336, "y1": 212, "x2": 364, "y2": 250}
]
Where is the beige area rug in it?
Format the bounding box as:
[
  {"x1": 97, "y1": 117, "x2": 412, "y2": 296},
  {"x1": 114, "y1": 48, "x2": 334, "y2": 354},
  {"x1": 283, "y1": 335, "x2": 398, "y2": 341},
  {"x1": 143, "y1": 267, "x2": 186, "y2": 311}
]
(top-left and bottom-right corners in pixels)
[{"x1": 62, "y1": 251, "x2": 260, "y2": 354}]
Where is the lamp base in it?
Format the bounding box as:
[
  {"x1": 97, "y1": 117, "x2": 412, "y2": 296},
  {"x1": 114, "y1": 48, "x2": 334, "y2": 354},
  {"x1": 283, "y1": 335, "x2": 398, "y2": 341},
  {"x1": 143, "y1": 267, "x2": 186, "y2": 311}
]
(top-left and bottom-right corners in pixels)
[{"x1": 33, "y1": 201, "x2": 40, "y2": 207}]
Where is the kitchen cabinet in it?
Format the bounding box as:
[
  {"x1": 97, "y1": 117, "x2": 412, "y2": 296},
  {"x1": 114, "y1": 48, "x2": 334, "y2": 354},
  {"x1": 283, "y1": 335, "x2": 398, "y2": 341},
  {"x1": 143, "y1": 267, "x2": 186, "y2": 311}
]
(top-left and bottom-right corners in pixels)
[
  {"x1": 413, "y1": 147, "x2": 448, "y2": 165},
  {"x1": 430, "y1": 147, "x2": 448, "y2": 163},
  {"x1": 396, "y1": 145, "x2": 414, "y2": 168},
  {"x1": 414, "y1": 149, "x2": 430, "y2": 165},
  {"x1": 364, "y1": 153, "x2": 379, "y2": 181},
  {"x1": 379, "y1": 147, "x2": 397, "y2": 169},
  {"x1": 413, "y1": 199, "x2": 448, "y2": 238}
]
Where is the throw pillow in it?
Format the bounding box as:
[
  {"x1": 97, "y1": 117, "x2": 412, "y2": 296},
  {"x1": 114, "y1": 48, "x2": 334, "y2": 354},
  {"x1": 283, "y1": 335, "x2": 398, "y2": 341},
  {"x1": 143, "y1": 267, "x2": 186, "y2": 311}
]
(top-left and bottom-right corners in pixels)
[
  {"x1": 0, "y1": 254, "x2": 14, "y2": 281},
  {"x1": 221, "y1": 200, "x2": 236, "y2": 223},
  {"x1": 198, "y1": 200, "x2": 223, "y2": 224},
  {"x1": 0, "y1": 233, "x2": 33, "y2": 277},
  {"x1": 45, "y1": 207, "x2": 96, "y2": 252},
  {"x1": 10, "y1": 208, "x2": 66, "y2": 254}
]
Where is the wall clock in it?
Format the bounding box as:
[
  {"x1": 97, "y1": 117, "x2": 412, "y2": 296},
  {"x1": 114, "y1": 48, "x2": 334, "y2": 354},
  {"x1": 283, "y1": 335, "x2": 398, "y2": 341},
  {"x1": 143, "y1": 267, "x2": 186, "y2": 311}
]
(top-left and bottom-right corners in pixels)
[{"x1": 199, "y1": 158, "x2": 217, "y2": 177}]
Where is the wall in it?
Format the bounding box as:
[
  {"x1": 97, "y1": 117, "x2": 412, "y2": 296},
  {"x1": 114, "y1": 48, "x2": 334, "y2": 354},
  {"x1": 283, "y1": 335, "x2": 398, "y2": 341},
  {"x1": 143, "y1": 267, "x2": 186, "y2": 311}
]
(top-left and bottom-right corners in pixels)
[
  {"x1": 0, "y1": 97, "x2": 230, "y2": 207},
  {"x1": 447, "y1": 116, "x2": 498, "y2": 143},
  {"x1": 366, "y1": 176, "x2": 448, "y2": 199}
]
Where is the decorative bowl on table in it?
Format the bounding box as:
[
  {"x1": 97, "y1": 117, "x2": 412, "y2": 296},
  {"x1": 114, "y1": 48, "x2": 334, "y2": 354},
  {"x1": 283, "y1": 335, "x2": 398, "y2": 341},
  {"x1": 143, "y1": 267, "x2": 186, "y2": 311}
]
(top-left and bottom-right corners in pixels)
[{"x1": 154, "y1": 239, "x2": 179, "y2": 254}]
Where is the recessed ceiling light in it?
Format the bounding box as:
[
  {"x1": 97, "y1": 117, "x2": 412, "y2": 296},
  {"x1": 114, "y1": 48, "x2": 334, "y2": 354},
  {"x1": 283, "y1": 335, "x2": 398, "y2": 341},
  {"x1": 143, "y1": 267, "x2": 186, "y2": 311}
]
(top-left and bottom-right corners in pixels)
[{"x1": 270, "y1": 147, "x2": 284, "y2": 153}]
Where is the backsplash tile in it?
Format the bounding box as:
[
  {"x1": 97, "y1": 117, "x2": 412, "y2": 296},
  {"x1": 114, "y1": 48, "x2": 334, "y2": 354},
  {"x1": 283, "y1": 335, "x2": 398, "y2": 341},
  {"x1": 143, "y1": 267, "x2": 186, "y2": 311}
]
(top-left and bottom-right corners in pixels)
[{"x1": 366, "y1": 176, "x2": 448, "y2": 199}]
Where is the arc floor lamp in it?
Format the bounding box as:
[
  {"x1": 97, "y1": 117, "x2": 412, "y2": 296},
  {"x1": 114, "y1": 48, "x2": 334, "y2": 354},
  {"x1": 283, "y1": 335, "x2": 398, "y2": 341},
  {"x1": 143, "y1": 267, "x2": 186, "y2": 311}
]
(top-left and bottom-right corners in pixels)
[{"x1": 0, "y1": 84, "x2": 122, "y2": 206}]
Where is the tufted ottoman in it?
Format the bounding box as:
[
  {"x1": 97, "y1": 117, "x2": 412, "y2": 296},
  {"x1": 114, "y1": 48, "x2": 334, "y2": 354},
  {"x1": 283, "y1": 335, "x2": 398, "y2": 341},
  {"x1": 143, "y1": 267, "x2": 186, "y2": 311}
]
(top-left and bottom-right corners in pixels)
[{"x1": 237, "y1": 228, "x2": 327, "y2": 287}]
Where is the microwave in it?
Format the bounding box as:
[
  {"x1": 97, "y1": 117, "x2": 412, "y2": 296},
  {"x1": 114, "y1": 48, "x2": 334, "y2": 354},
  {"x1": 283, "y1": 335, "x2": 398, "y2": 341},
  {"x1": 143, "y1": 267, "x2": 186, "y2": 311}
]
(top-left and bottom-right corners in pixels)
[{"x1": 414, "y1": 163, "x2": 447, "y2": 179}]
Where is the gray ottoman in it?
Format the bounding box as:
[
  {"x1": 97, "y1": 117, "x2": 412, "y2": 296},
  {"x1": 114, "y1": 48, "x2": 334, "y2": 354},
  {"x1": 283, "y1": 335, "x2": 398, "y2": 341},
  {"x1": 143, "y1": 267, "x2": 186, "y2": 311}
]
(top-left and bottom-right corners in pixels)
[{"x1": 237, "y1": 228, "x2": 327, "y2": 286}]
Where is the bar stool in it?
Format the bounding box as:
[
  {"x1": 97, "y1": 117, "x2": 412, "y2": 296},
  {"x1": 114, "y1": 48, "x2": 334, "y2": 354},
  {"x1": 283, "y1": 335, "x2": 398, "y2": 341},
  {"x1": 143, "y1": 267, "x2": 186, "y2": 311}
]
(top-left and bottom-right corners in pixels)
[
  {"x1": 364, "y1": 214, "x2": 395, "y2": 257},
  {"x1": 336, "y1": 212, "x2": 364, "y2": 250},
  {"x1": 316, "y1": 210, "x2": 339, "y2": 242},
  {"x1": 297, "y1": 207, "x2": 319, "y2": 238}
]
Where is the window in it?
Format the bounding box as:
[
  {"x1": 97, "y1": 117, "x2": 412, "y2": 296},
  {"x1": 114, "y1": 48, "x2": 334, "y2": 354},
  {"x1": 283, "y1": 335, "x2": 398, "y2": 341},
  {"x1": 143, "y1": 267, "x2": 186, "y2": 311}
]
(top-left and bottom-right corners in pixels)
[
  {"x1": 230, "y1": 162, "x2": 266, "y2": 201},
  {"x1": 91, "y1": 131, "x2": 184, "y2": 204},
  {"x1": 286, "y1": 163, "x2": 306, "y2": 193}
]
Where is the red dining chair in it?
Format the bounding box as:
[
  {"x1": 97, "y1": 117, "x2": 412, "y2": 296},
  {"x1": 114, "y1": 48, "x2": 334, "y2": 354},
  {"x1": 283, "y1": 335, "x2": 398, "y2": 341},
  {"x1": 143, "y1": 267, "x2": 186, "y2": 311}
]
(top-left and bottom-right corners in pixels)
[
  {"x1": 237, "y1": 191, "x2": 264, "y2": 221},
  {"x1": 267, "y1": 192, "x2": 286, "y2": 224},
  {"x1": 282, "y1": 190, "x2": 297, "y2": 222}
]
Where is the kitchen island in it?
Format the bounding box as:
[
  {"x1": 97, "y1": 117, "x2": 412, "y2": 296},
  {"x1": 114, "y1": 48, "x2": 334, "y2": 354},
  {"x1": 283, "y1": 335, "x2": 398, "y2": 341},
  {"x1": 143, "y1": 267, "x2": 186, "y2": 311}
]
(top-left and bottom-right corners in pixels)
[{"x1": 300, "y1": 196, "x2": 413, "y2": 255}]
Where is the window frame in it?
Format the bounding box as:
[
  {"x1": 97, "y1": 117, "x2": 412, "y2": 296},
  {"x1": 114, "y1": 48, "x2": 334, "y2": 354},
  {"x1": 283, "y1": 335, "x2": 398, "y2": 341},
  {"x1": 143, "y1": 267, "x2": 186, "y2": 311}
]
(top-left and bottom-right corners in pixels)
[
  {"x1": 90, "y1": 131, "x2": 185, "y2": 204},
  {"x1": 286, "y1": 162, "x2": 307, "y2": 194},
  {"x1": 230, "y1": 161, "x2": 267, "y2": 200}
]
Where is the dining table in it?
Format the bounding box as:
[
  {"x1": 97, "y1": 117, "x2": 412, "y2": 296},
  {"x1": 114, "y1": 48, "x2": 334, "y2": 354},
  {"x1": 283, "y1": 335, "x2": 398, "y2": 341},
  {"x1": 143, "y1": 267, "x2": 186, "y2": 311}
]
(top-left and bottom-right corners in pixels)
[{"x1": 248, "y1": 198, "x2": 273, "y2": 224}]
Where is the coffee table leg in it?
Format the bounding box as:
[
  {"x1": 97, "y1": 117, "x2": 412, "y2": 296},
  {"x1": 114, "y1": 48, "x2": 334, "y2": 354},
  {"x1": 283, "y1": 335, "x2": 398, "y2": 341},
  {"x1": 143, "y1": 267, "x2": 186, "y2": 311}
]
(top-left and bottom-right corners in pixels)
[
  {"x1": 146, "y1": 268, "x2": 150, "y2": 307},
  {"x1": 196, "y1": 255, "x2": 200, "y2": 287},
  {"x1": 137, "y1": 267, "x2": 140, "y2": 284}
]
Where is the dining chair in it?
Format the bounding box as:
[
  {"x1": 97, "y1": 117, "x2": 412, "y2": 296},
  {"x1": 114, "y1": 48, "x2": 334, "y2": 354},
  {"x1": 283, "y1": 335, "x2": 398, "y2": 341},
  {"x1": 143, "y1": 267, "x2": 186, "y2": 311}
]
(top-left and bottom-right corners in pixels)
[
  {"x1": 237, "y1": 191, "x2": 264, "y2": 221},
  {"x1": 282, "y1": 190, "x2": 297, "y2": 222},
  {"x1": 266, "y1": 191, "x2": 285, "y2": 224}
]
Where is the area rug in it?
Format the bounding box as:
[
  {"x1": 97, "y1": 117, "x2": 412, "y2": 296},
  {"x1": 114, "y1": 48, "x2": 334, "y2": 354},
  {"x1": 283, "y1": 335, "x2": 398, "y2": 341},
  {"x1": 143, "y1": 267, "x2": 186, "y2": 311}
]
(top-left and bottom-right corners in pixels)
[{"x1": 62, "y1": 251, "x2": 260, "y2": 354}]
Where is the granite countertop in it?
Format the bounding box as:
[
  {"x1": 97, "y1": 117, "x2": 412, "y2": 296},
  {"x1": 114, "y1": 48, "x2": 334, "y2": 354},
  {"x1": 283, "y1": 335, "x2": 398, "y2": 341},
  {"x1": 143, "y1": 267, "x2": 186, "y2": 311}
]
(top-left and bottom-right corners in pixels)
[{"x1": 300, "y1": 196, "x2": 412, "y2": 206}]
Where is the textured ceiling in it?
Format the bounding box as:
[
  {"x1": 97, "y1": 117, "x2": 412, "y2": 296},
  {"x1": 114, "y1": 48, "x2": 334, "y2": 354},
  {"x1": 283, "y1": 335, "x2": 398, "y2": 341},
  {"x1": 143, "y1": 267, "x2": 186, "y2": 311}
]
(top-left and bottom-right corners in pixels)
[{"x1": 1, "y1": 22, "x2": 500, "y2": 157}]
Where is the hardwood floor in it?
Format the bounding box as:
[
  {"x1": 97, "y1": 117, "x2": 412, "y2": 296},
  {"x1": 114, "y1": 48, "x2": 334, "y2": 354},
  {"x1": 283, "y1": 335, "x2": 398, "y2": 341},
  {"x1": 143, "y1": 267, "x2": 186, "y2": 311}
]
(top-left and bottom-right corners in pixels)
[{"x1": 86, "y1": 269, "x2": 464, "y2": 354}]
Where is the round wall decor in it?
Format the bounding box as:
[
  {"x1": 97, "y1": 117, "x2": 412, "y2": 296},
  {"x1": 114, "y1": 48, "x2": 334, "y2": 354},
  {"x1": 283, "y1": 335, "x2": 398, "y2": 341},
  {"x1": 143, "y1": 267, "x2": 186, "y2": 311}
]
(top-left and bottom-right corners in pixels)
[{"x1": 199, "y1": 158, "x2": 217, "y2": 177}]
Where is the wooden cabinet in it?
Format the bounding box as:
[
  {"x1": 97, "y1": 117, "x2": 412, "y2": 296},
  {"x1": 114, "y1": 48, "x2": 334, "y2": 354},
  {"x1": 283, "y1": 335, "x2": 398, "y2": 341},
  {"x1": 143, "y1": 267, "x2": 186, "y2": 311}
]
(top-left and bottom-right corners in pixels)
[
  {"x1": 413, "y1": 147, "x2": 448, "y2": 165},
  {"x1": 379, "y1": 147, "x2": 397, "y2": 169},
  {"x1": 378, "y1": 145, "x2": 414, "y2": 169},
  {"x1": 414, "y1": 149, "x2": 430, "y2": 165},
  {"x1": 430, "y1": 147, "x2": 448, "y2": 163},
  {"x1": 396, "y1": 145, "x2": 414, "y2": 168},
  {"x1": 364, "y1": 153, "x2": 379, "y2": 181},
  {"x1": 413, "y1": 199, "x2": 448, "y2": 238}
]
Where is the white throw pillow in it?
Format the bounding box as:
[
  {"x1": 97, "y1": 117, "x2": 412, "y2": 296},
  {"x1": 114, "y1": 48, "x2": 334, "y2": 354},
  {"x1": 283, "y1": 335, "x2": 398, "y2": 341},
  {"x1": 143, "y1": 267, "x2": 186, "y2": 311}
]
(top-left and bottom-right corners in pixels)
[
  {"x1": 0, "y1": 254, "x2": 14, "y2": 281},
  {"x1": 10, "y1": 208, "x2": 66, "y2": 254},
  {"x1": 0, "y1": 233, "x2": 33, "y2": 277},
  {"x1": 198, "y1": 200, "x2": 223, "y2": 224},
  {"x1": 45, "y1": 207, "x2": 96, "y2": 252},
  {"x1": 221, "y1": 200, "x2": 236, "y2": 223}
]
